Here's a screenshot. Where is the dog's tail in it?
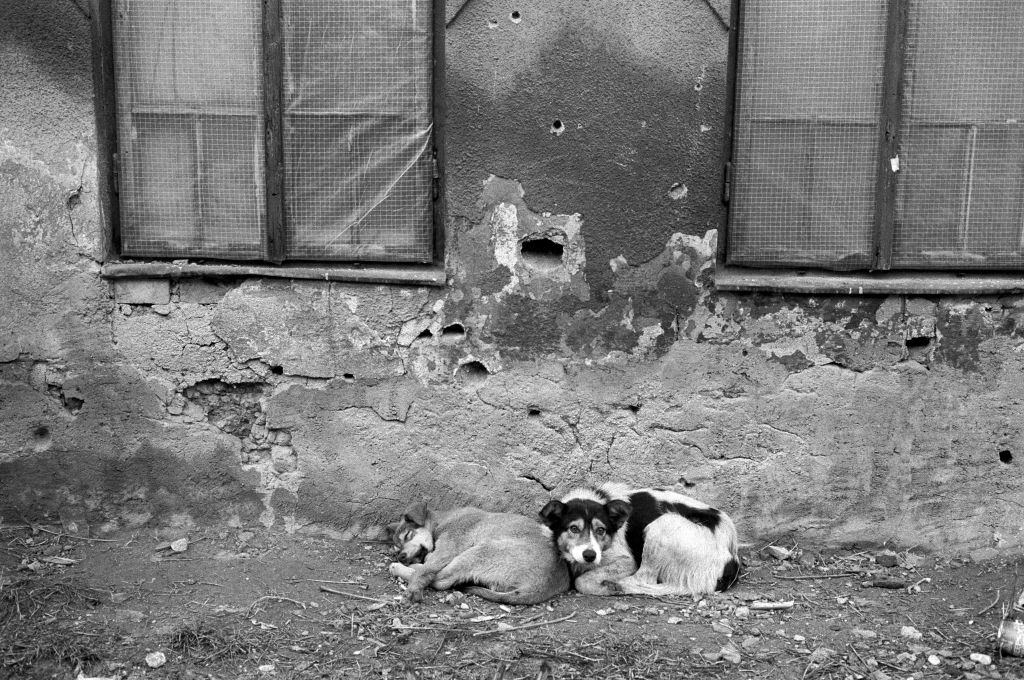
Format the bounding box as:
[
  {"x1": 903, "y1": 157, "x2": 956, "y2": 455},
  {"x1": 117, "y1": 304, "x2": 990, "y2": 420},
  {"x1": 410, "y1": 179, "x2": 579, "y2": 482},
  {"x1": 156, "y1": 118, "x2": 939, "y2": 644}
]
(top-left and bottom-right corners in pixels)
[{"x1": 462, "y1": 585, "x2": 553, "y2": 606}]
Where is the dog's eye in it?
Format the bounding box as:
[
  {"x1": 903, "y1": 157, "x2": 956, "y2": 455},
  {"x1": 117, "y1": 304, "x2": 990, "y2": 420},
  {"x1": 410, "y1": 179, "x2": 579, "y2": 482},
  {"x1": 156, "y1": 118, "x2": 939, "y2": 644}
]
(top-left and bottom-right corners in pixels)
[
  {"x1": 568, "y1": 525, "x2": 581, "y2": 535},
  {"x1": 594, "y1": 526, "x2": 606, "y2": 537}
]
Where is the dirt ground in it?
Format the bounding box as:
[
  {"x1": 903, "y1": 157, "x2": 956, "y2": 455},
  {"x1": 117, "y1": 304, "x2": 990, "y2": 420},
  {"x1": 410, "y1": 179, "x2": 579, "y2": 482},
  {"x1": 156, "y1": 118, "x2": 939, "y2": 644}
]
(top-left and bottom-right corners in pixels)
[{"x1": 2, "y1": 523, "x2": 1024, "y2": 680}]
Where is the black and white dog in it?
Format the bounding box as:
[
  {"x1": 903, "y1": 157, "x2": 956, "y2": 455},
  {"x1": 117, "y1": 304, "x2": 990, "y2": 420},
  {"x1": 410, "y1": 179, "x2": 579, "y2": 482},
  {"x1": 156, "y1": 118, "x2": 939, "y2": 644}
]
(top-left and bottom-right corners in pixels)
[{"x1": 540, "y1": 483, "x2": 740, "y2": 596}]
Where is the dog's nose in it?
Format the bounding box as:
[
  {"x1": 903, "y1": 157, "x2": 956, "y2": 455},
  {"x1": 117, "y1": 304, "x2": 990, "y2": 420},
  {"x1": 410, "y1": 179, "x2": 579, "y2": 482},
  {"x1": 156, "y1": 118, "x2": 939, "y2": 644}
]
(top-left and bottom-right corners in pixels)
[
  {"x1": 583, "y1": 549, "x2": 596, "y2": 563},
  {"x1": 399, "y1": 546, "x2": 428, "y2": 565}
]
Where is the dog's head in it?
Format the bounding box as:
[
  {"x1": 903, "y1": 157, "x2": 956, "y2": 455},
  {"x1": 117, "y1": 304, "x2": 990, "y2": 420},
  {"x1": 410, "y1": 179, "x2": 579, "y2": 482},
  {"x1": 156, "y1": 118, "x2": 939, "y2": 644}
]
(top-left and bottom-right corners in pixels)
[
  {"x1": 388, "y1": 502, "x2": 437, "y2": 565},
  {"x1": 539, "y1": 492, "x2": 631, "y2": 572}
]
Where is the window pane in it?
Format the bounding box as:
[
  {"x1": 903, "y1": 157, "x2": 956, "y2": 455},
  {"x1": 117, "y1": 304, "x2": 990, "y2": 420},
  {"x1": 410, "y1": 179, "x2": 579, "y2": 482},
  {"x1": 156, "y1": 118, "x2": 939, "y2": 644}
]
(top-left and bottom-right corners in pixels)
[
  {"x1": 282, "y1": 0, "x2": 434, "y2": 262},
  {"x1": 113, "y1": 0, "x2": 267, "y2": 260},
  {"x1": 727, "y1": 1, "x2": 886, "y2": 270},
  {"x1": 893, "y1": 1, "x2": 1024, "y2": 268}
]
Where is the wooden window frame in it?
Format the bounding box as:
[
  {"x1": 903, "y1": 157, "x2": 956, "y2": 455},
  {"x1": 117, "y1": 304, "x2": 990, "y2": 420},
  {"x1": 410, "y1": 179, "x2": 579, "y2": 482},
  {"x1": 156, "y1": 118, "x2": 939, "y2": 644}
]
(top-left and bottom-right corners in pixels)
[
  {"x1": 717, "y1": 0, "x2": 1024, "y2": 295},
  {"x1": 89, "y1": 0, "x2": 447, "y2": 286}
]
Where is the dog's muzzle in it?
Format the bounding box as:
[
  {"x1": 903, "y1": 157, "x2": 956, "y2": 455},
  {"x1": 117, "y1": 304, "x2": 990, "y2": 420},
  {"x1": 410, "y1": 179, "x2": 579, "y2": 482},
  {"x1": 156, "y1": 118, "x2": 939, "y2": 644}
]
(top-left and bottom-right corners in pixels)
[
  {"x1": 398, "y1": 546, "x2": 428, "y2": 565},
  {"x1": 582, "y1": 549, "x2": 597, "y2": 563}
]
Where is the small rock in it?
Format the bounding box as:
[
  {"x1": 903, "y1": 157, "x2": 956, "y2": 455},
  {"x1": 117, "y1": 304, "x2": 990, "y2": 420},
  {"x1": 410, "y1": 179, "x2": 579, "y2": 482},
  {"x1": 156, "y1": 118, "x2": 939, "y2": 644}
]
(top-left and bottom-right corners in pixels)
[
  {"x1": 900, "y1": 625, "x2": 923, "y2": 640},
  {"x1": 796, "y1": 551, "x2": 817, "y2": 567},
  {"x1": 170, "y1": 538, "x2": 188, "y2": 553},
  {"x1": 145, "y1": 651, "x2": 166, "y2": 668},
  {"x1": 852, "y1": 629, "x2": 878, "y2": 639},
  {"x1": 765, "y1": 545, "x2": 792, "y2": 560},
  {"x1": 741, "y1": 636, "x2": 760, "y2": 649},
  {"x1": 809, "y1": 647, "x2": 834, "y2": 663},
  {"x1": 970, "y1": 652, "x2": 992, "y2": 665},
  {"x1": 719, "y1": 643, "x2": 741, "y2": 664},
  {"x1": 666, "y1": 616, "x2": 684, "y2": 625},
  {"x1": 712, "y1": 620, "x2": 734, "y2": 635},
  {"x1": 970, "y1": 547, "x2": 999, "y2": 562},
  {"x1": 875, "y1": 551, "x2": 899, "y2": 568},
  {"x1": 927, "y1": 654, "x2": 941, "y2": 665},
  {"x1": 734, "y1": 606, "x2": 750, "y2": 619}
]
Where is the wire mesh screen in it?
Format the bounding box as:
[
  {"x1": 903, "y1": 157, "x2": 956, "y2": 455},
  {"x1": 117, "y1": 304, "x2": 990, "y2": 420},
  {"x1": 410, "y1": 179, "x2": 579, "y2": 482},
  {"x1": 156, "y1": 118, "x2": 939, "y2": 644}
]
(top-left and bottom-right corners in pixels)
[
  {"x1": 893, "y1": 1, "x2": 1024, "y2": 268},
  {"x1": 728, "y1": 2, "x2": 887, "y2": 270},
  {"x1": 113, "y1": 0, "x2": 267, "y2": 260},
  {"x1": 281, "y1": 0, "x2": 434, "y2": 262}
]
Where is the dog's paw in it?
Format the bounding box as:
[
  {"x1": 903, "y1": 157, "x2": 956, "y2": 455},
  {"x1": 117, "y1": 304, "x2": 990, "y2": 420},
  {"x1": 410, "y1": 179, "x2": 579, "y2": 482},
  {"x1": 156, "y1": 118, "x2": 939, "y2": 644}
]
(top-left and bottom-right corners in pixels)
[
  {"x1": 404, "y1": 587, "x2": 425, "y2": 604},
  {"x1": 600, "y1": 579, "x2": 624, "y2": 595}
]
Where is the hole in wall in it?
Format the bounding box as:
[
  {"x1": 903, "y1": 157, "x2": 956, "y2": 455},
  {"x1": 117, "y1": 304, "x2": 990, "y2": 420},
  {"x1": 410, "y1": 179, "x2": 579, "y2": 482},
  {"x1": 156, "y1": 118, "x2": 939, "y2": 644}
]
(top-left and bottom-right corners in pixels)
[
  {"x1": 678, "y1": 476, "x2": 696, "y2": 489},
  {"x1": 999, "y1": 449, "x2": 1013, "y2": 464},
  {"x1": 417, "y1": 328, "x2": 434, "y2": 340},
  {"x1": 628, "y1": 404, "x2": 640, "y2": 414},
  {"x1": 550, "y1": 119, "x2": 565, "y2": 136},
  {"x1": 62, "y1": 396, "x2": 84, "y2": 415},
  {"x1": 528, "y1": 407, "x2": 541, "y2": 417},
  {"x1": 441, "y1": 323, "x2": 467, "y2": 344},
  {"x1": 905, "y1": 336, "x2": 931, "y2": 349},
  {"x1": 510, "y1": 10, "x2": 522, "y2": 23},
  {"x1": 487, "y1": 17, "x2": 499, "y2": 28},
  {"x1": 456, "y1": 360, "x2": 490, "y2": 384},
  {"x1": 270, "y1": 365, "x2": 284, "y2": 375},
  {"x1": 342, "y1": 373, "x2": 356, "y2": 383},
  {"x1": 520, "y1": 238, "x2": 564, "y2": 268},
  {"x1": 31, "y1": 425, "x2": 52, "y2": 452}
]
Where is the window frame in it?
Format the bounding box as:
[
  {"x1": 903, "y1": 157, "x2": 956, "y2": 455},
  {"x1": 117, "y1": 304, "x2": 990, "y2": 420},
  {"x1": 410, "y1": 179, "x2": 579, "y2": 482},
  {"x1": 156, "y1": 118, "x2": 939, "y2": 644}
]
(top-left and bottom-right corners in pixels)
[
  {"x1": 89, "y1": 0, "x2": 447, "y2": 285},
  {"x1": 716, "y1": 0, "x2": 1024, "y2": 294}
]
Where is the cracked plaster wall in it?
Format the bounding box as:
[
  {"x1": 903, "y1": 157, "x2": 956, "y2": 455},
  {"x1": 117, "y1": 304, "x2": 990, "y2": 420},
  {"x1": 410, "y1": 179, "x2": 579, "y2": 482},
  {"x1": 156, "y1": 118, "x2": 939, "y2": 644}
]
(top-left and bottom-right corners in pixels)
[{"x1": 0, "y1": 1, "x2": 1022, "y2": 555}]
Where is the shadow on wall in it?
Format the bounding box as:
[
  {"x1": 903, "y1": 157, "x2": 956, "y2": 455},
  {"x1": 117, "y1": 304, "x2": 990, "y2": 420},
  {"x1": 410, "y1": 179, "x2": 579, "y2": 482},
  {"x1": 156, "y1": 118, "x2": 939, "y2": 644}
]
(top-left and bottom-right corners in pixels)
[
  {"x1": 0, "y1": 443, "x2": 264, "y2": 528},
  {"x1": 1, "y1": 1, "x2": 94, "y2": 100},
  {"x1": 446, "y1": 25, "x2": 728, "y2": 301}
]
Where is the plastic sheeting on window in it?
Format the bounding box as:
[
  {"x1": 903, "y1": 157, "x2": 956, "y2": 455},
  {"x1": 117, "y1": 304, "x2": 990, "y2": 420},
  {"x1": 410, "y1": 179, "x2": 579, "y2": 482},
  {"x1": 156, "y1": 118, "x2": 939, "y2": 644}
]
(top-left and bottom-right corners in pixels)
[{"x1": 112, "y1": 0, "x2": 434, "y2": 263}]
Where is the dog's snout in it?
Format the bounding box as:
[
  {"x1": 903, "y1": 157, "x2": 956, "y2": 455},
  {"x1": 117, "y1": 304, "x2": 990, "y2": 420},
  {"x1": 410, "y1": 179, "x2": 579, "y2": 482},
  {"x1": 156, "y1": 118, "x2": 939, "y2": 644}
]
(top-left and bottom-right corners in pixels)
[
  {"x1": 583, "y1": 549, "x2": 597, "y2": 563},
  {"x1": 399, "y1": 546, "x2": 428, "y2": 565}
]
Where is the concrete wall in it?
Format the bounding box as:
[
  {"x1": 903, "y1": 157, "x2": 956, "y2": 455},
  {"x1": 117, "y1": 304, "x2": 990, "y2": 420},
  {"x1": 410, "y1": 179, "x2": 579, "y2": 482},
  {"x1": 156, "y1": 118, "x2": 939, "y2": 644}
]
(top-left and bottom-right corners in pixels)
[{"x1": 1, "y1": 0, "x2": 1020, "y2": 555}]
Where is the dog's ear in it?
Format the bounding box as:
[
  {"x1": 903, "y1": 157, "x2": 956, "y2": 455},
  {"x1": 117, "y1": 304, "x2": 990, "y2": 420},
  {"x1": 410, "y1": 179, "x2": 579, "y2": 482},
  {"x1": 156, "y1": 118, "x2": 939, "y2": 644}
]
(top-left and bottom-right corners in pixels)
[
  {"x1": 384, "y1": 521, "x2": 400, "y2": 539},
  {"x1": 605, "y1": 499, "x2": 632, "y2": 531},
  {"x1": 401, "y1": 502, "x2": 430, "y2": 528},
  {"x1": 539, "y1": 500, "x2": 565, "y2": 528}
]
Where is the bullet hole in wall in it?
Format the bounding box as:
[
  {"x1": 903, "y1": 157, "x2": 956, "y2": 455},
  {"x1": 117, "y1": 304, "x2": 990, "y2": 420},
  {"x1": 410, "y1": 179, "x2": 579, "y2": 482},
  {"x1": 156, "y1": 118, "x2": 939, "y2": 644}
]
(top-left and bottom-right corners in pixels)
[
  {"x1": 1000, "y1": 449, "x2": 1013, "y2": 464},
  {"x1": 487, "y1": 18, "x2": 499, "y2": 28},
  {"x1": 342, "y1": 373, "x2": 356, "y2": 383},
  {"x1": 62, "y1": 395, "x2": 84, "y2": 415},
  {"x1": 31, "y1": 425, "x2": 52, "y2": 452},
  {"x1": 510, "y1": 10, "x2": 521, "y2": 23},
  {"x1": 520, "y1": 238, "x2": 563, "y2": 268},
  {"x1": 550, "y1": 119, "x2": 565, "y2": 136},
  {"x1": 456, "y1": 360, "x2": 490, "y2": 383},
  {"x1": 442, "y1": 323, "x2": 467, "y2": 343}
]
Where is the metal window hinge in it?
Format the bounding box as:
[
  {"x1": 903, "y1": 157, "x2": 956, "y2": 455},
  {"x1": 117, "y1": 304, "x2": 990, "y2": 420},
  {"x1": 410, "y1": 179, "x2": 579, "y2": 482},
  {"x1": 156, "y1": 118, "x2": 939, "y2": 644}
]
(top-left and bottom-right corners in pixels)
[
  {"x1": 112, "y1": 152, "x2": 120, "y2": 194},
  {"x1": 432, "y1": 148, "x2": 440, "y2": 200},
  {"x1": 722, "y1": 161, "x2": 733, "y2": 204}
]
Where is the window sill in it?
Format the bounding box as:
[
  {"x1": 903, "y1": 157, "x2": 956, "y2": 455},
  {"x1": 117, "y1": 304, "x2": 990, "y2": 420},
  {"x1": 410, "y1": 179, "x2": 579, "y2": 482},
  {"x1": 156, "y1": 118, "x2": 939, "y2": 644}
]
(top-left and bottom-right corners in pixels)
[
  {"x1": 101, "y1": 261, "x2": 447, "y2": 287},
  {"x1": 715, "y1": 266, "x2": 1024, "y2": 295}
]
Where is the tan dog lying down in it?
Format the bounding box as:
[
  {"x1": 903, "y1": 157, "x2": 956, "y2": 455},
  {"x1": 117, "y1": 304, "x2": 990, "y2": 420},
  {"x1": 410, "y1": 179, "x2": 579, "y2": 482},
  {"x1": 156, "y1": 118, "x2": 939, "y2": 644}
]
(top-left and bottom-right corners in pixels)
[{"x1": 388, "y1": 503, "x2": 570, "y2": 605}]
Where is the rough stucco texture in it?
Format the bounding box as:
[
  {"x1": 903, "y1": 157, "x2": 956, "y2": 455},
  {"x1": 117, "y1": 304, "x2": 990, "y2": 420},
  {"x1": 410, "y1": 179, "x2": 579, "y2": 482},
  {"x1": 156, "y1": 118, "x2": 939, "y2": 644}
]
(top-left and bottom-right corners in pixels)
[{"x1": 0, "y1": 2, "x2": 1022, "y2": 555}]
